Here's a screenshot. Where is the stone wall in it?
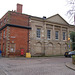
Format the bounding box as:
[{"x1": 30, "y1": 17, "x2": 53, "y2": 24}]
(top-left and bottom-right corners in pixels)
[{"x1": 30, "y1": 16, "x2": 75, "y2": 56}]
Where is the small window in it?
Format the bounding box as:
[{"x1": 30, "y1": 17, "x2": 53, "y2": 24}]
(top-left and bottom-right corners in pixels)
[
  {"x1": 0, "y1": 32, "x2": 1, "y2": 39},
  {"x1": 0, "y1": 32, "x2": 2, "y2": 39},
  {"x1": 55, "y1": 31, "x2": 58, "y2": 39},
  {"x1": 47, "y1": 30, "x2": 51, "y2": 39},
  {"x1": 3, "y1": 30, "x2": 5, "y2": 38},
  {"x1": 36, "y1": 28, "x2": 41, "y2": 38},
  {"x1": 10, "y1": 43, "x2": 15, "y2": 52},
  {"x1": 4, "y1": 19, "x2": 6, "y2": 23},
  {"x1": 1, "y1": 22, "x2": 2, "y2": 26},
  {"x1": 63, "y1": 32, "x2": 66, "y2": 40},
  {"x1": 3, "y1": 44, "x2": 5, "y2": 52},
  {"x1": 0, "y1": 44, "x2": 1, "y2": 50}
]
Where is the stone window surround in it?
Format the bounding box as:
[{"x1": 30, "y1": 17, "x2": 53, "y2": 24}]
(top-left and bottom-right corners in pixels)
[
  {"x1": 36, "y1": 28, "x2": 41, "y2": 39},
  {"x1": 62, "y1": 31, "x2": 67, "y2": 41},
  {"x1": 47, "y1": 29, "x2": 51, "y2": 40},
  {"x1": 63, "y1": 32, "x2": 66, "y2": 40},
  {"x1": 10, "y1": 43, "x2": 16, "y2": 52},
  {"x1": 55, "y1": 31, "x2": 59, "y2": 40}
]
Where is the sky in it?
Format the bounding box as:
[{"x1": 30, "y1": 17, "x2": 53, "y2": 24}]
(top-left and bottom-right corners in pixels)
[{"x1": 0, "y1": 0, "x2": 71, "y2": 24}]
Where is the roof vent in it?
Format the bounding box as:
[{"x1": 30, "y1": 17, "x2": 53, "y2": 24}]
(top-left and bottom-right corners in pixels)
[{"x1": 43, "y1": 16, "x2": 46, "y2": 19}]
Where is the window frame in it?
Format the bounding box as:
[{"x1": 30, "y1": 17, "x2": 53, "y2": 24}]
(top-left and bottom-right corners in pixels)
[
  {"x1": 0, "y1": 32, "x2": 2, "y2": 39},
  {"x1": 63, "y1": 32, "x2": 66, "y2": 40},
  {"x1": 1, "y1": 22, "x2": 2, "y2": 26},
  {"x1": 10, "y1": 43, "x2": 16, "y2": 52},
  {"x1": 3, "y1": 43, "x2": 5, "y2": 52},
  {"x1": 47, "y1": 30, "x2": 51, "y2": 39},
  {"x1": 4, "y1": 18, "x2": 6, "y2": 24},
  {"x1": 3, "y1": 30, "x2": 5, "y2": 39},
  {"x1": 55, "y1": 31, "x2": 59, "y2": 40},
  {"x1": 36, "y1": 28, "x2": 41, "y2": 38}
]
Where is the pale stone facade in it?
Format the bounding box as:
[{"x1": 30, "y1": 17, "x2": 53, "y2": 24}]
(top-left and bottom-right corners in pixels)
[{"x1": 29, "y1": 14, "x2": 75, "y2": 56}]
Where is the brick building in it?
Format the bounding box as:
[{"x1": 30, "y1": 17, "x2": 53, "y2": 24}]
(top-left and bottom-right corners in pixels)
[
  {"x1": 0, "y1": 4, "x2": 31, "y2": 57},
  {"x1": 0, "y1": 4, "x2": 75, "y2": 57}
]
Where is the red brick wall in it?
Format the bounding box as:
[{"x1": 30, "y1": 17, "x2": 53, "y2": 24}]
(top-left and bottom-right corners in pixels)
[
  {"x1": 0, "y1": 12, "x2": 9, "y2": 28},
  {"x1": 0, "y1": 27, "x2": 7, "y2": 56},
  {"x1": 0, "y1": 11, "x2": 30, "y2": 56},
  {"x1": 10, "y1": 12, "x2": 29, "y2": 26},
  {"x1": 10, "y1": 27, "x2": 29, "y2": 55}
]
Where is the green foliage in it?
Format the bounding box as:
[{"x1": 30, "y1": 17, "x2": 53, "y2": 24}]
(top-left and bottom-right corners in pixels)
[
  {"x1": 72, "y1": 55, "x2": 75, "y2": 58},
  {"x1": 70, "y1": 32, "x2": 75, "y2": 50},
  {"x1": 72, "y1": 55, "x2": 75, "y2": 65},
  {"x1": 70, "y1": 32, "x2": 75, "y2": 42}
]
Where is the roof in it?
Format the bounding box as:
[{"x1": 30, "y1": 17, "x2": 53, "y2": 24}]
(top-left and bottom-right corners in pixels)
[
  {"x1": 0, "y1": 11, "x2": 69, "y2": 26},
  {"x1": 46, "y1": 14, "x2": 69, "y2": 25},
  {"x1": 0, "y1": 24, "x2": 31, "y2": 31}
]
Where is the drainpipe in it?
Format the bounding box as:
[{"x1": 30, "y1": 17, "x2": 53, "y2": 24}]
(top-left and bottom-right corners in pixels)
[
  {"x1": 26, "y1": 16, "x2": 31, "y2": 58},
  {"x1": 43, "y1": 16, "x2": 46, "y2": 56},
  {"x1": 27, "y1": 16, "x2": 30, "y2": 52}
]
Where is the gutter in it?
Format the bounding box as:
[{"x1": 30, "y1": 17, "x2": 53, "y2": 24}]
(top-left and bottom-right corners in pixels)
[{"x1": 0, "y1": 24, "x2": 31, "y2": 31}]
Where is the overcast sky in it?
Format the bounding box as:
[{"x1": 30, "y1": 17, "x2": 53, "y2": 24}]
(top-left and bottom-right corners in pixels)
[{"x1": 0, "y1": 0, "x2": 71, "y2": 24}]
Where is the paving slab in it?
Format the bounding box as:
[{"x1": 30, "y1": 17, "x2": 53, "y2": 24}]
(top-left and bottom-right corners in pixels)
[
  {"x1": 0, "y1": 57, "x2": 75, "y2": 75},
  {"x1": 65, "y1": 62, "x2": 75, "y2": 71},
  {"x1": 0, "y1": 69, "x2": 6, "y2": 75}
]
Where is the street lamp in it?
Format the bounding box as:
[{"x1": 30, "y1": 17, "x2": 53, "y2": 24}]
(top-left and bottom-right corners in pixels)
[{"x1": 68, "y1": 37, "x2": 70, "y2": 41}]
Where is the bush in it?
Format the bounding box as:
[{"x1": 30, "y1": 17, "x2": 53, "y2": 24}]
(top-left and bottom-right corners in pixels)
[{"x1": 72, "y1": 55, "x2": 75, "y2": 65}]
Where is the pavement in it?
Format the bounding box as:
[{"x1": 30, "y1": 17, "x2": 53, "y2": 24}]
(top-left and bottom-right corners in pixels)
[
  {"x1": 0, "y1": 68, "x2": 6, "y2": 75},
  {"x1": 66, "y1": 62, "x2": 75, "y2": 71},
  {"x1": 0, "y1": 57, "x2": 75, "y2": 75}
]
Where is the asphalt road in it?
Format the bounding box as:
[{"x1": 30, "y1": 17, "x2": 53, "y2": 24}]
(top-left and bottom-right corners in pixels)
[{"x1": 0, "y1": 56, "x2": 75, "y2": 75}]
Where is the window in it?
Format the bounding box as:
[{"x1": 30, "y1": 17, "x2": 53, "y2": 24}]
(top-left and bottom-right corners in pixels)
[
  {"x1": 1, "y1": 22, "x2": 2, "y2": 26},
  {"x1": 4, "y1": 19, "x2": 6, "y2": 23},
  {"x1": 47, "y1": 30, "x2": 51, "y2": 39},
  {"x1": 37, "y1": 28, "x2": 41, "y2": 38},
  {"x1": 10, "y1": 43, "x2": 15, "y2": 52},
  {"x1": 0, "y1": 32, "x2": 1, "y2": 39},
  {"x1": 3, "y1": 44, "x2": 5, "y2": 52},
  {"x1": 0, "y1": 32, "x2": 2, "y2": 39},
  {"x1": 55, "y1": 31, "x2": 58, "y2": 39},
  {"x1": 0, "y1": 44, "x2": 1, "y2": 50},
  {"x1": 3, "y1": 30, "x2": 5, "y2": 38},
  {"x1": 63, "y1": 32, "x2": 66, "y2": 40}
]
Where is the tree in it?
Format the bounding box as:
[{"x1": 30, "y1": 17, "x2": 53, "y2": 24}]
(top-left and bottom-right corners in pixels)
[
  {"x1": 66, "y1": 0, "x2": 75, "y2": 25},
  {"x1": 70, "y1": 32, "x2": 75, "y2": 50}
]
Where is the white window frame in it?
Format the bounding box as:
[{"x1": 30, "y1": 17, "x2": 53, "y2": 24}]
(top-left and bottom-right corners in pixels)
[
  {"x1": 55, "y1": 31, "x2": 59, "y2": 40},
  {"x1": 63, "y1": 32, "x2": 66, "y2": 40},
  {"x1": 36, "y1": 28, "x2": 41, "y2": 38},
  {"x1": 47, "y1": 30, "x2": 51, "y2": 39}
]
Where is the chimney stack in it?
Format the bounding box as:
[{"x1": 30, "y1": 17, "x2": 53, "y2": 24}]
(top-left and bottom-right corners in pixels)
[{"x1": 17, "y1": 3, "x2": 23, "y2": 13}]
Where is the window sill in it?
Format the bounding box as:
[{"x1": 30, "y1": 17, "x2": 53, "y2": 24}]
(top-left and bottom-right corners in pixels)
[
  {"x1": 63, "y1": 40, "x2": 67, "y2": 41},
  {"x1": 47, "y1": 39, "x2": 51, "y2": 40},
  {"x1": 55, "y1": 39, "x2": 59, "y2": 40},
  {"x1": 36, "y1": 38, "x2": 41, "y2": 40}
]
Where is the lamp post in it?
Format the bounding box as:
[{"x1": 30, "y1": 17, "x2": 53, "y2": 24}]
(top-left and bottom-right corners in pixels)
[{"x1": 68, "y1": 37, "x2": 70, "y2": 51}]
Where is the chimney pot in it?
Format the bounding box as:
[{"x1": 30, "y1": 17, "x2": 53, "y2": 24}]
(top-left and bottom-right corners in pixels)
[{"x1": 17, "y1": 3, "x2": 23, "y2": 13}]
